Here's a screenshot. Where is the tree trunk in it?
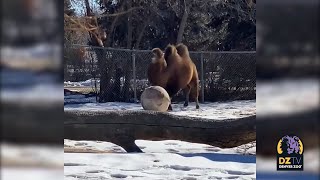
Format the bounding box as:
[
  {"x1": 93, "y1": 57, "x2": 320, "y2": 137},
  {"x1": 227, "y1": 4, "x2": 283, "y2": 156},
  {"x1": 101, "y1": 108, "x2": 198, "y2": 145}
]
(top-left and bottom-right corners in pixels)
[
  {"x1": 176, "y1": 2, "x2": 190, "y2": 44},
  {"x1": 97, "y1": 49, "x2": 110, "y2": 102},
  {"x1": 123, "y1": 0, "x2": 133, "y2": 102},
  {"x1": 127, "y1": 0, "x2": 133, "y2": 49},
  {"x1": 105, "y1": 16, "x2": 120, "y2": 47},
  {"x1": 84, "y1": 0, "x2": 92, "y2": 16},
  {"x1": 105, "y1": 2, "x2": 126, "y2": 47},
  {"x1": 83, "y1": 0, "x2": 112, "y2": 102},
  {"x1": 134, "y1": 16, "x2": 151, "y2": 49}
]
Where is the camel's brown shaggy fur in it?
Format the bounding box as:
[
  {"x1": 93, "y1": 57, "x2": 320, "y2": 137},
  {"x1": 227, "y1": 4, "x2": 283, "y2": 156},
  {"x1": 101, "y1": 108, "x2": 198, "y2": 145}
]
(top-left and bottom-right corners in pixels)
[
  {"x1": 147, "y1": 44, "x2": 200, "y2": 110},
  {"x1": 147, "y1": 48, "x2": 168, "y2": 87},
  {"x1": 173, "y1": 43, "x2": 200, "y2": 109},
  {"x1": 164, "y1": 45, "x2": 193, "y2": 96}
]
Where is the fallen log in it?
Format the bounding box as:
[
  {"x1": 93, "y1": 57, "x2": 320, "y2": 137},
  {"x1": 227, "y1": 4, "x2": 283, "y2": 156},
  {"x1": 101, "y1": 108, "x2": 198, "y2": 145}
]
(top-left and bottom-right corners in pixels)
[
  {"x1": 257, "y1": 108, "x2": 319, "y2": 156},
  {"x1": 64, "y1": 110, "x2": 256, "y2": 152},
  {"x1": 2, "y1": 101, "x2": 62, "y2": 144}
]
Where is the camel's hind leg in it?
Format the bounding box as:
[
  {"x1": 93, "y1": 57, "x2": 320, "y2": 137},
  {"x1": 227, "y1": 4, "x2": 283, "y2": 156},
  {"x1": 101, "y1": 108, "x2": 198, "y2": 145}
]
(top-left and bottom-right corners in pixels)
[
  {"x1": 194, "y1": 80, "x2": 200, "y2": 109},
  {"x1": 189, "y1": 80, "x2": 200, "y2": 109},
  {"x1": 193, "y1": 67, "x2": 200, "y2": 109},
  {"x1": 195, "y1": 87, "x2": 200, "y2": 109},
  {"x1": 183, "y1": 85, "x2": 191, "y2": 107}
]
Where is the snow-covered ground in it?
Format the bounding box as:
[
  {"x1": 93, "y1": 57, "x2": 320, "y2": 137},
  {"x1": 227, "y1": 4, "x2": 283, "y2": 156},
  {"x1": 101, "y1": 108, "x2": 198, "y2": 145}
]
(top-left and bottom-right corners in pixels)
[
  {"x1": 1, "y1": 44, "x2": 61, "y2": 70},
  {"x1": 64, "y1": 94, "x2": 97, "y2": 104},
  {"x1": 1, "y1": 83, "x2": 62, "y2": 103},
  {"x1": 64, "y1": 99, "x2": 256, "y2": 179},
  {"x1": 257, "y1": 148, "x2": 319, "y2": 173},
  {"x1": 64, "y1": 79, "x2": 100, "y2": 87},
  {"x1": 64, "y1": 94, "x2": 256, "y2": 179},
  {"x1": 64, "y1": 140, "x2": 256, "y2": 155},
  {"x1": 257, "y1": 79, "x2": 319, "y2": 116},
  {"x1": 1, "y1": 141, "x2": 255, "y2": 180},
  {"x1": 2, "y1": 168, "x2": 63, "y2": 180},
  {"x1": 64, "y1": 100, "x2": 256, "y2": 120},
  {"x1": 64, "y1": 140, "x2": 256, "y2": 180},
  {"x1": 1, "y1": 67, "x2": 62, "y2": 104},
  {"x1": 65, "y1": 153, "x2": 255, "y2": 180},
  {"x1": 1, "y1": 143, "x2": 62, "y2": 168},
  {"x1": 1, "y1": 143, "x2": 63, "y2": 180}
]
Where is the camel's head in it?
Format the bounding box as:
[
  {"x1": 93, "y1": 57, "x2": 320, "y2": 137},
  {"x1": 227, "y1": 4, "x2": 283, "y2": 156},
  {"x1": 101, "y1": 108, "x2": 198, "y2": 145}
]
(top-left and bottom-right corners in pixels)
[{"x1": 152, "y1": 48, "x2": 164, "y2": 59}]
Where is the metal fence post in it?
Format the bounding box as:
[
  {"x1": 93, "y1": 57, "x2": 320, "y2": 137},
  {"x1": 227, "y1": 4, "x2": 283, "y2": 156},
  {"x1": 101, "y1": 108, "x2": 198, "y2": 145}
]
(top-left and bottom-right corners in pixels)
[
  {"x1": 200, "y1": 52, "x2": 205, "y2": 103},
  {"x1": 132, "y1": 51, "x2": 137, "y2": 102}
]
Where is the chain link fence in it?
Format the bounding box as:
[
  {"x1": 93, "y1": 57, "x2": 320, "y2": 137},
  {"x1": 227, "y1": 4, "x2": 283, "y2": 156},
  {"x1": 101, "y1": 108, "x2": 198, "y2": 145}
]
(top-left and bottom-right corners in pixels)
[{"x1": 64, "y1": 44, "x2": 255, "y2": 103}]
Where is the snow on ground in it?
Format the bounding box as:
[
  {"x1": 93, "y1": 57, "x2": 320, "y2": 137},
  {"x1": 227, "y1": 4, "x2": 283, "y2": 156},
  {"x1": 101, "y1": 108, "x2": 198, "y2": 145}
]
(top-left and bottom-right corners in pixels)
[
  {"x1": 64, "y1": 96, "x2": 97, "y2": 104},
  {"x1": 64, "y1": 140, "x2": 256, "y2": 180},
  {"x1": 2, "y1": 168, "x2": 63, "y2": 180},
  {"x1": 1, "y1": 83, "x2": 62, "y2": 103},
  {"x1": 257, "y1": 148, "x2": 319, "y2": 174},
  {"x1": 64, "y1": 79, "x2": 149, "y2": 88},
  {"x1": 257, "y1": 78, "x2": 319, "y2": 116},
  {"x1": 64, "y1": 140, "x2": 256, "y2": 155},
  {"x1": 1, "y1": 143, "x2": 63, "y2": 180},
  {"x1": 1, "y1": 68, "x2": 58, "y2": 87},
  {"x1": 1, "y1": 143, "x2": 63, "y2": 168},
  {"x1": 65, "y1": 152, "x2": 255, "y2": 180},
  {"x1": 1, "y1": 67, "x2": 62, "y2": 104},
  {"x1": 64, "y1": 100, "x2": 256, "y2": 120},
  {"x1": 256, "y1": 148, "x2": 319, "y2": 180},
  {"x1": 64, "y1": 79, "x2": 100, "y2": 87},
  {"x1": 1, "y1": 44, "x2": 60, "y2": 70}
]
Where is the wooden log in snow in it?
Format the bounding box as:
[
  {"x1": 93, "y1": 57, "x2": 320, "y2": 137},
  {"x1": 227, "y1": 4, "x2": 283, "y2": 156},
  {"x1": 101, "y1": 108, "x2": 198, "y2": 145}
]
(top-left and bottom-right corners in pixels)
[
  {"x1": 2, "y1": 101, "x2": 62, "y2": 144},
  {"x1": 257, "y1": 108, "x2": 319, "y2": 156},
  {"x1": 64, "y1": 110, "x2": 256, "y2": 152}
]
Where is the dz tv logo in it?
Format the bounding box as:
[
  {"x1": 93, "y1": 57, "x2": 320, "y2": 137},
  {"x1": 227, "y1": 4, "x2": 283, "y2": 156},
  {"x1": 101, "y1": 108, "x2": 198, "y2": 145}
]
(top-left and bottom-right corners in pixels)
[
  {"x1": 277, "y1": 135, "x2": 304, "y2": 171},
  {"x1": 278, "y1": 157, "x2": 302, "y2": 165}
]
